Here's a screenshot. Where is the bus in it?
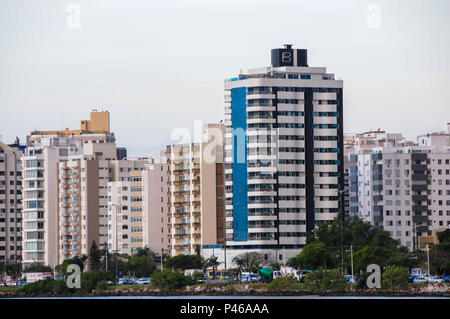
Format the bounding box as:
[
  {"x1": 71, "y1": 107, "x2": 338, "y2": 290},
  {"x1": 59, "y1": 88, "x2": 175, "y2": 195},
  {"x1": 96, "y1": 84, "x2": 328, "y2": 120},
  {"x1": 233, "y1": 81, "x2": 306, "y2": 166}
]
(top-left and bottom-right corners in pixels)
[{"x1": 206, "y1": 270, "x2": 234, "y2": 280}]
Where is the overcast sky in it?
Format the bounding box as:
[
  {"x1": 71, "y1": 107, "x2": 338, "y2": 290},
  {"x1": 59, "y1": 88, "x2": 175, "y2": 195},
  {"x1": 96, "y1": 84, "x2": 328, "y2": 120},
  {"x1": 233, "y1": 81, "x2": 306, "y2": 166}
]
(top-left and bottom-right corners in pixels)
[{"x1": 1, "y1": 0, "x2": 449, "y2": 157}]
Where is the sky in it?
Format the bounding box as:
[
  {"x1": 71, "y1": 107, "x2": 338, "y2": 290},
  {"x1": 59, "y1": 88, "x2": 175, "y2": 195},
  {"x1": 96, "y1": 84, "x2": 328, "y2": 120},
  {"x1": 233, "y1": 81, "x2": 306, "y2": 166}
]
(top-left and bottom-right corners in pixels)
[{"x1": 0, "y1": 0, "x2": 449, "y2": 157}]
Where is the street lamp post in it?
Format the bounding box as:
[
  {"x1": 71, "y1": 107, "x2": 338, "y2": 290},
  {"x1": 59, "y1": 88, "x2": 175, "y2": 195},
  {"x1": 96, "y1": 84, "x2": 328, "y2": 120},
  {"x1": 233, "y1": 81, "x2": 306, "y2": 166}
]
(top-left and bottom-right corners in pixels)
[
  {"x1": 111, "y1": 203, "x2": 121, "y2": 282},
  {"x1": 160, "y1": 248, "x2": 168, "y2": 271},
  {"x1": 350, "y1": 245, "x2": 354, "y2": 286},
  {"x1": 345, "y1": 245, "x2": 354, "y2": 287},
  {"x1": 338, "y1": 189, "x2": 348, "y2": 274},
  {"x1": 412, "y1": 223, "x2": 427, "y2": 252}
]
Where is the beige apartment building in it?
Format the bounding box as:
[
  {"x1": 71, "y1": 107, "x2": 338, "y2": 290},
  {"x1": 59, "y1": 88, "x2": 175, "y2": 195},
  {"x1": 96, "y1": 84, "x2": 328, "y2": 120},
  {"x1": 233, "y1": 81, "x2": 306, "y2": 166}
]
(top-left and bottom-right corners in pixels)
[
  {"x1": 167, "y1": 143, "x2": 202, "y2": 256},
  {"x1": 165, "y1": 123, "x2": 225, "y2": 256},
  {"x1": 22, "y1": 111, "x2": 117, "y2": 268},
  {"x1": 57, "y1": 142, "x2": 117, "y2": 264},
  {"x1": 142, "y1": 157, "x2": 170, "y2": 256}
]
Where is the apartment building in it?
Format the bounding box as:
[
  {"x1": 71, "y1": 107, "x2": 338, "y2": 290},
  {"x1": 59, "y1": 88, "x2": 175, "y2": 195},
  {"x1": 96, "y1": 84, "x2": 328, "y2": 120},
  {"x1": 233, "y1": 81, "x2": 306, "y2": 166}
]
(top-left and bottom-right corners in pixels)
[
  {"x1": 200, "y1": 123, "x2": 226, "y2": 247},
  {"x1": 107, "y1": 162, "x2": 149, "y2": 255},
  {"x1": 219, "y1": 44, "x2": 344, "y2": 266},
  {"x1": 142, "y1": 157, "x2": 170, "y2": 256},
  {"x1": 57, "y1": 142, "x2": 117, "y2": 264},
  {"x1": 0, "y1": 140, "x2": 24, "y2": 264},
  {"x1": 166, "y1": 143, "x2": 202, "y2": 256},
  {"x1": 346, "y1": 126, "x2": 450, "y2": 251},
  {"x1": 21, "y1": 111, "x2": 115, "y2": 268}
]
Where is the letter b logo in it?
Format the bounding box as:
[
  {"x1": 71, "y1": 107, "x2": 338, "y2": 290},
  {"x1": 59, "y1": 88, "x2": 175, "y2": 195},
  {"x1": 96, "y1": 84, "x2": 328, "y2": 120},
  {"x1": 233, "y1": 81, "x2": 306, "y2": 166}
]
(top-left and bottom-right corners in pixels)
[{"x1": 281, "y1": 52, "x2": 292, "y2": 63}]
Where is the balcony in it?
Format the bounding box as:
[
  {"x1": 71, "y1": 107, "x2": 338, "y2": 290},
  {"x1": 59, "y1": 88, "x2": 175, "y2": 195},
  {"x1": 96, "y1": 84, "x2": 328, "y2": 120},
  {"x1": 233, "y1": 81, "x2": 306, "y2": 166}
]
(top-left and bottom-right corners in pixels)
[
  {"x1": 372, "y1": 195, "x2": 383, "y2": 202},
  {"x1": 412, "y1": 184, "x2": 427, "y2": 192},
  {"x1": 411, "y1": 195, "x2": 428, "y2": 202},
  {"x1": 411, "y1": 153, "x2": 427, "y2": 161},
  {"x1": 411, "y1": 164, "x2": 427, "y2": 171},
  {"x1": 412, "y1": 205, "x2": 428, "y2": 212},
  {"x1": 372, "y1": 185, "x2": 383, "y2": 191},
  {"x1": 373, "y1": 205, "x2": 383, "y2": 212},
  {"x1": 174, "y1": 233, "x2": 190, "y2": 238},
  {"x1": 412, "y1": 215, "x2": 428, "y2": 224},
  {"x1": 372, "y1": 153, "x2": 383, "y2": 161}
]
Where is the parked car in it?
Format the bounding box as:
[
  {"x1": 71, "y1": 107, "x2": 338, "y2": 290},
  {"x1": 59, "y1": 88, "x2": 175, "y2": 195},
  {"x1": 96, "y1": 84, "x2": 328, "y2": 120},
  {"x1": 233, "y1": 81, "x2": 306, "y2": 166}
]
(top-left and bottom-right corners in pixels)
[
  {"x1": 273, "y1": 271, "x2": 283, "y2": 279},
  {"x1": 298, "y1": 270, "x2": 312, "y2": 283},
  {"x1": 443, "y1": 275, "x2": 450, "y2": 283},
  {"x1": 118, "y1": 277, "x2": 135, "y2": 285},
  {"x1": 427, "y1": 276, "x2": 444, "y2": 284},
  {"x1": 345, "y1": 275, "x2": 356, "y2": 283},
  {"x1": 241, "y1": 272, "x2": 260, "y2": 283},
  {"x1": 135, "y1": 278, "x2": 151, "y2": 285},
  {"x1": 413, "y1": 277, "x2": 428, "y2": 284},
  {"x1": 408, "y1": 275, "x2": 417, "y2": 283}
]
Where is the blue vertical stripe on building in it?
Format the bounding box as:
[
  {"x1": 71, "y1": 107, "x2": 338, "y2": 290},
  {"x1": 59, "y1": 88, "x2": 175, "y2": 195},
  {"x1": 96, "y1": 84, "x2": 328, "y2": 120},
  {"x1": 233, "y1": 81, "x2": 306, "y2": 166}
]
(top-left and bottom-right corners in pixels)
[{"x1": 231, "y1": 87, "x2": 248, "y2": 241}]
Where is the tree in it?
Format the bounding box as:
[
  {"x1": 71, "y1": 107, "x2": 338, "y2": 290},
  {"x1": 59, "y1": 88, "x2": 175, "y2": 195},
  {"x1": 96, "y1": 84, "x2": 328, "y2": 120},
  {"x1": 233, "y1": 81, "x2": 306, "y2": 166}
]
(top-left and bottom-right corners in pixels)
[
  {"x1": 352, "y1": 246, "x2": 393, "y2": 273},
  {"x1": 270, "y1": 263, "x2": 281, "y2": 271},
  {"x1": 382, "y1": 266, "x2": 409, "y2": 290},
  {"x1": 437, "y1": 229, "x2": 450, "y2": 244},
  {"x1": 89, "y1": 240, "x2": 101, "y2": 270},
  {"x1": 309, "y1": 217, "x2": 375, "y2": 249},
  {"x1": 135, "y1": 247, "x2": 154, "y2": 257},
  {"x1": 232, "y1": 255, "x2": 245, "y2": 279},
  {"x1": 205, "y1": 256, "x2": 220, "y2": 279},
  {"x1": 56, "y1": 255, "x2": 87, "y2": 276},
  {"x1": 23, "y1": 263, "x2": 53, "y2": 273},
  {"x1": 287, "y1": 242, "x2": 335, "y2": 270},
  {"x1": 232, "y1": 252, "x2": 264, "y2": 273},
  {"x1": 0, "y1": 262, "x2": 22, "y2": 278},
  {"x1": 370, "y1": 231, "x2": 399, "y2": 251},
  {"x1": 163, "y1": 254, "x2": 203, "y2": 271},
  {"x1": 126, "y1": 255, "x2": 157, "y2": 277}
]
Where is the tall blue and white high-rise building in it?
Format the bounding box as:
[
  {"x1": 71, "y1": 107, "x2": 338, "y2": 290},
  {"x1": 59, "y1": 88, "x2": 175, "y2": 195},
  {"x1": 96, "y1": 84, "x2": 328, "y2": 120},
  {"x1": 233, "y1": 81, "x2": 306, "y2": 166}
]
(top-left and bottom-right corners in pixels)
[{"x1": 217, "y1": 45, "x2": 345, "y2": 265}]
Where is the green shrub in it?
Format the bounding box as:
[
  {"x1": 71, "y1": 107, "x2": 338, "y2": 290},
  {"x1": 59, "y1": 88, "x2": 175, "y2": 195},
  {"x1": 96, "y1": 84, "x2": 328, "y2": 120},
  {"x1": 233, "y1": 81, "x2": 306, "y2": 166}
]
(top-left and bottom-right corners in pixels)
[
  {"x1": 305, "y1": 268, "x2": 349, "y2": 291},
  {"x1": 356, "y1": 272, "x2": 370, "y2": 290},
  {"x1": 382, "y1": 266, "x2": 409, "y2": 290},
  {"x1": 95, "y1": 280, "x2": 109, "y2": 292},
  {"x1": 81, "y1": 270, "x2": 114, "y2": 293},
  {"x1": 267, "y1": 276, "x2": 299, "y2": 293},
  {"x1": 150, "y1": 270, "x2": 193, "y2": 291},
  {"x1": 19, "y1": 278, "x2": 72, "y2": 295}
]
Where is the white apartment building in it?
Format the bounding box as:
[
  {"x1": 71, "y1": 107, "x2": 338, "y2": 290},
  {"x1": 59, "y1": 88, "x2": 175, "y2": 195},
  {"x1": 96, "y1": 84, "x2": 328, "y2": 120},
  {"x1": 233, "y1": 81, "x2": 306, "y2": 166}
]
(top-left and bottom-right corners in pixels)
[
  {"x1": 346, "y1": 126, "x2": 450, "y2": 251},
  {"x1": 107, "y1": 159, "x2": 150, "y2": 255},
  {"x1": 219, "y1": 45, "x2": 344, "y2": 266}
]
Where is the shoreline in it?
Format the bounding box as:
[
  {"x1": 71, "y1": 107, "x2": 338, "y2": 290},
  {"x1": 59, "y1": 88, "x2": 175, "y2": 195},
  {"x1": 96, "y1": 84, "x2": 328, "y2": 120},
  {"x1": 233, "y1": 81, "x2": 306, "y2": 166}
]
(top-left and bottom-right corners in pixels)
[{"x1": 1, "y1": 286, "x2": 449, "y2": 299}]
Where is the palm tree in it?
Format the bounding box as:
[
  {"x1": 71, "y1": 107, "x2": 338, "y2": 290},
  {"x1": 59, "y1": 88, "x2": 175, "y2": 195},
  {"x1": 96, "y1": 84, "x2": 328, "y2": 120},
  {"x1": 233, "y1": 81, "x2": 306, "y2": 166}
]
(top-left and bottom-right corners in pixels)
[
  {"x1": 233, "y1": 256, "x2": 245, "y2": 280},
  {"x1": 206, "y1": 256, "x2": 220, "y2": 279}
]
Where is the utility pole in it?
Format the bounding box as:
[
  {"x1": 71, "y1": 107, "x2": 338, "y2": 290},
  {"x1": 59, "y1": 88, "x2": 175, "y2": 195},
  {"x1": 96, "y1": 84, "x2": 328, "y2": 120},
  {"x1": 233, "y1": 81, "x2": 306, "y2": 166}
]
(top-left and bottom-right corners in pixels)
[
  {"x1": 350, "y1": 245, "x2": 354, "y2": 286},
  {"x1": 339, "y1": 189, "x2": 345, "y2": 274},
  {"x1": 426, "y1": 244, "x2": 430, "y2": 276}
]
